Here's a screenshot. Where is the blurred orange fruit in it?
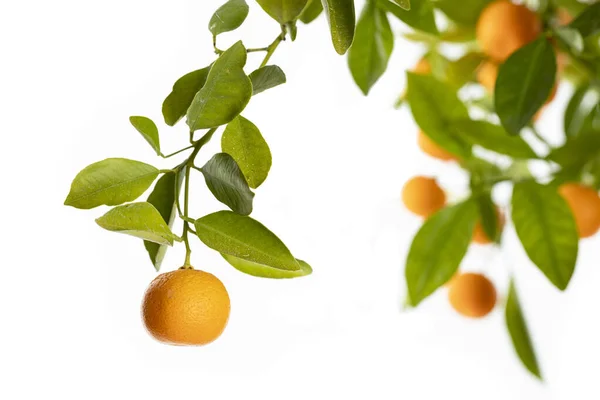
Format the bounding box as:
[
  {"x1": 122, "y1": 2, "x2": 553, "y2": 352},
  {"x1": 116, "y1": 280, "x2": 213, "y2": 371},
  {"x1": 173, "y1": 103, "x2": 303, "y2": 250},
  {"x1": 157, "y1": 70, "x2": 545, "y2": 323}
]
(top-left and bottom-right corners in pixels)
[
  {"x1": 476, "y1": 0, "x2": 542, "y2": 63},
  {"x1": 558, "y1": 183, "x2": 600, "y2": 238},
  {"x1": 402, "y1": 176, "x2": 446, "y2": 218},
  {"x1": 449, "y1": 273, "x2": 497, "y2": 318}
]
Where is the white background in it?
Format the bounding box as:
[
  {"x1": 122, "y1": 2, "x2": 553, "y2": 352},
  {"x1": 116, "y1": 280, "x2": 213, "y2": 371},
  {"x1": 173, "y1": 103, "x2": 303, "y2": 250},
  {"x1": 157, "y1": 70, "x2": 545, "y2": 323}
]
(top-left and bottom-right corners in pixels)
[{"x1": 2, "y1": 1, "x2": 599, "y2": 399}]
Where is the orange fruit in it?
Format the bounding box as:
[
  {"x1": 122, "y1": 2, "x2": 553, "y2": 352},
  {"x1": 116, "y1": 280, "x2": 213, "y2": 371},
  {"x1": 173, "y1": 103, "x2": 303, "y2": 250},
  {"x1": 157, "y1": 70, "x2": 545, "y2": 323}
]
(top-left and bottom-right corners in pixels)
[
  {"x1": 401, "y1": 176, "x2": 446, "y2": 217},
  {"x1": 558, "y1": 183, "x2": 600, "y2": 238},
  {"x1": 473, "y1": 208, "x2": 505, "y2": 244},
  {"x1": 476, "y1": 0, "x2": 542, "y2": 63},
  {"x1": 477, "y1": 61, "x2": 499, "y2": 93},
  {"x1": 448, "y1": 273, "x2": 497, "y2": 318},
  {"x1": 142, "y1": 268, "x2": 231, "y2": 345},
  {"x1": 417, "y1": 130, "x2": 457, "y2": 162}
]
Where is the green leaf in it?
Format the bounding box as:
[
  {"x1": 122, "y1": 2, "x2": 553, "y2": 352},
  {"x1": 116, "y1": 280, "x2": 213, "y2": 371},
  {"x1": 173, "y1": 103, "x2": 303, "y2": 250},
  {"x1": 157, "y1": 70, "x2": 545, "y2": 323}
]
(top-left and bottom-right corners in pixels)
[
  {"x1": 436, "y1": 0, "x2": 491, "y2": 26},
  {"x1": 186, "y1": 41, "x2": 252, "y2": 131},
  {"x1": 162, "y1": 66, "x2": 211, "y2": 126},
  {"x1": 392, "y1": 0, "x2": 410, "y2": 10},
  {"x1": 129, "y1": 116, "x2": 161, "y2": 156},
  {"x1": 554, "y1": 26, "x2": 584, "y2": 53},
  {"x1": 256, "y1": 0, "x2": 308, "y2": 23},
  {"x1": 64, "y1": 158, "x2": 159, "y2": 210},
  {"x1": 322, "y1": 0, "x2": 356, "y2": 55},
  {"x1": 495, "y1": 38, "x2": 557, "y2": 135},
  {"x1": 445, "y1": 52, "x2": 485, "y2": 88},
  {"x1": 569, "y1": 2, "x2": 600, "y2": 38},
  {"x1": 406, "y1": 199, "x2": 478, "y2": 306},
  {"x1": 564, "y1": 86, "x2": 600, "y2": 138},
  {"x1": 144, "y1": 170, "x2": 185, "y2": 271},
  {"x1": 506, "y1": 280, "x2": 542, "y2": 380},
  {"x1": 249, "y1": 65, "x2": 287, "y2": 95},
  {"x1": 377, "y1": 0, "x2": 438, "y2": 35},
  {"x1": 463, "y1": 157, "x2": 505, "y2": 182},
  {"x1": 299, "y1": 0, "x2": 324, "y2": 23},
  {"x1": 209, "y1": 0, "x2": 249, "y2": 36},
  {"x1": 96, "y1": 202, "x2": 180, "y2": 245},
  {"x1": 194, "y1": 210, "x2": 301, "y2": 271},
  {"x1": 286, "y1": 21, "x2": 299, "y2": 41},
  {"x1": 453, "y1": 119, "x2": 537, "y2": 159},
  {"x1": 222, "y1": 254, "x2": 312, "y2": 278},
  {"x1": 406, "y1": 73, "x2": 471, "y2": 158},
  {"x1": 200, "y1": 153, "x2": 255, "y2": 215},
  {"x1": 221, "y1": 116, "x2": 272, "y2": 188},
  {"x1": 348, "y1": 1, "x2": 394, "y2": 95},
  {"x1": 511, "y1": 181, "x2": 578, "y2": 290},
  {"x1": 403, "y1": 26, "x2": 475, "y2": 44},
  {"x1": 547, "y1": 131, "x2": 600, "y2": 168},
  {"x1": 474, "y1": 191, "x2": 499, "y2": 243}
]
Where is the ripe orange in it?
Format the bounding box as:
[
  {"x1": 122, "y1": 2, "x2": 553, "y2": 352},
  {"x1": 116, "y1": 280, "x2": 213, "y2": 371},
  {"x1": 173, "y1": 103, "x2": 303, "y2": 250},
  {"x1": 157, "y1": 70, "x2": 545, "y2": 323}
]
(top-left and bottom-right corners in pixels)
[
  {"x1": 558, "y1": 183, "x2": 600, "y2": 238},
  {"x1": 448, "y1": 273, "x2": 497, "y2": 318},
  {"x1": 476, "y1": 0, "x2": 542, "y2": 63},
  {"x1": 401, "y1": 176, "x2": 446, "y2": 217},
  {"x1": 473, "y1": 208, "x2": 505, "y2": 244},
  {"x1": 142, "y1": 268, "x2": 231, "y2": 345},
  {"x1": 417, "y1": 130, "x2": 457, "y2": 162}
]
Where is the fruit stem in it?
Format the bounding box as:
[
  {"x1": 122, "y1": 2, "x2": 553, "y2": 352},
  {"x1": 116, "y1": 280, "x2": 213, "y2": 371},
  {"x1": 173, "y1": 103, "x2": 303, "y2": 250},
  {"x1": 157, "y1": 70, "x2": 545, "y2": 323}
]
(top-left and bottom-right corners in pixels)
[{"x1": 179, "y1": 128, "x2": 217, "y2": 268}]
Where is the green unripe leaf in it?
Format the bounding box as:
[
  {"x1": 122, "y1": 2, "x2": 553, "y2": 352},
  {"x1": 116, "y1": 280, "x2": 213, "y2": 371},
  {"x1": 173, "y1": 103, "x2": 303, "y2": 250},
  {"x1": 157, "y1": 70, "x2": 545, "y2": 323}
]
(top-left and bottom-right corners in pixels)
[
  {"x1": 445, "y1": 52, "x2": 485, "y2": 88},
  {"x1": 474, "y1": 191, "x2": 499, "y2": 244},
  {"x1": 554, "y1": 26, "x2": 584, "y2": 54},
  {"x1": 144, "y1": 170, "x2": 185, "y2": 271},
  {"x1": 506, "y1": 280, "x2": 542, "y2": 380},
  {"x1": 129, "y1": 116, "x2": 161, "y2": 156},
  {"x1": 64, "y1": 158, "x2": 159, "y2": 209},
  {"x1": 377, "y1": 0, "x2": 438, "y2": 35},
  {"x1": 406, "y1": 73, "x2": 471, "y2": 158},
  {"x1": 564, "y1": 86, "x2": 600, "y2": 138},
  {"x1": 186, "y1": 41, "x2": 252, "y2": 131},
  {"x1": 162, "y1": 66, "x2": 211, "y2": 126},
  {"x1": 452, "y1": 119, "x2": 537, "y2": 159},
  {"x1": 348, "y1": 1, "x2": 394, "y2": 95},
  {"x1": 511, "y1": 181, "x2": 578, "y2": 291},
  {"x1": 405, "y1": 199, "x2": 478, "y2": 306},
  {"x1": 322, "y1": 0, "x2": 356, "y2": 55},
  {"x1": 548, "y1": 131, "x2": 600, "y2": 168},
  {"x1": 256, "y1": 0, "x2": 308, "y2": 24},
  {"x1": 392, "y1": 0, "x2": 410, "y2": 10},
  {"x1": 569, "y1": 2, "x2": 600, "y2": 38},
  {"x1": 222, "y1": 116, "x2": 272, "y2": 188},
  {"x1": 299, "y1": 0, "x2": 324, "y2": 23},
  {"x1": 222, "y1": 254, "x2": 312, "y2": 278},
  {"x1": 495, "y1": 38, "x2": 557, "y2": 135},
  {"x1": 249, "y1": 65, "x2": 287, "y2": 95},
  {"x1": 195, "y1": 210, "x2": 301, "y2": 271},
  {"x1": 435, "y1": 0, "x2": 490, "y2": 27},
  {"x1": 200, "y1": 153, "x2": 255, "y2": 215},
  {"x1": 96, "y1": 202, "x2": 180, "y2": 245},
  {"x1": 209, "y1": 0, "x2": 249, "y2": 36}
]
